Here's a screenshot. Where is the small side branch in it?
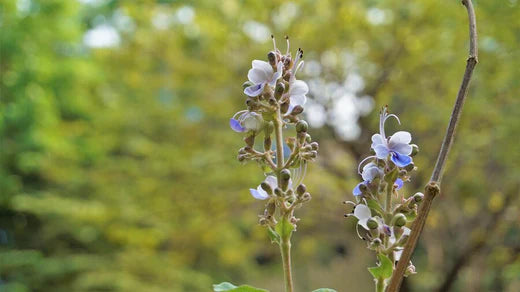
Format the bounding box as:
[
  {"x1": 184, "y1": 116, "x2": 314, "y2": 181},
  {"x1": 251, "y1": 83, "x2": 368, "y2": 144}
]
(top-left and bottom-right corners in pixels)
[{"x1": 387, "y1": 1, "x2": 478, "y2": 291}]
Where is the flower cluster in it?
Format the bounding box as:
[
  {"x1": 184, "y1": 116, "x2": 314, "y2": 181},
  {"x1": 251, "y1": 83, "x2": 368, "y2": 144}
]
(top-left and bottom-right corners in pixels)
[
  {"x1": 230, "y1": 36, "x2": 317, "y2": 229},
  {"x1": 345, "y1": 107, "x2": 421, "y2": 287}
]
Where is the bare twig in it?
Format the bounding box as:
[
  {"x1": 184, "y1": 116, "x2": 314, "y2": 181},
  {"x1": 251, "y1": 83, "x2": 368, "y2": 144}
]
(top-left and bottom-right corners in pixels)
[{"x1": 387, "y1": 1, "x2": 478, "y2": 291}]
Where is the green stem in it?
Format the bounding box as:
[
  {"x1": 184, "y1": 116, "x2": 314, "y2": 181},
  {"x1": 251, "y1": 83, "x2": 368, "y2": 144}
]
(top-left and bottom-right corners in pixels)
[
  {"x1": 385, "y1": 182, "x2": 393, "y2": 220},
  {"x1": 375, "y1": 278, "x2": 386, "y2": 292},
  {"x1": 274, "y1": 109, "x2": 285, "y2": 175},
  {"x1": 280, "y1": 231, "x2": 294, "y2": 292}
]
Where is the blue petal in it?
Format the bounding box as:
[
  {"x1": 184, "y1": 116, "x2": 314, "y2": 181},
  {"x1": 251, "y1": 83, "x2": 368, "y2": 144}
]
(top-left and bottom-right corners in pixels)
[
  {"x1": 229, "y1": 118, "x2": 246, "y2": 132},
  {"x1": 353, "y1": 182, "x2": 364, "y2": 196},
  {"x1": 395, "y1": 178, "x2": 404, "y2": 190},
  {"x1": 244, "y1": 83, "x2": 265, "y2": 97},
  {"x1": 249, "y1": 188, "x2": 268, "y2": 200},
  {"x1": 390, "y1": 152, "x2": 412, "y2": 167},
  {"x1": 373, "y1": 144, "x2": 389, "y2": 159}
]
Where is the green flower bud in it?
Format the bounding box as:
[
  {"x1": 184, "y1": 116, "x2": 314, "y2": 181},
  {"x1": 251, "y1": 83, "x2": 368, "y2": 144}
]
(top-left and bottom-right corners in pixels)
[
  {"x1": 275, "y1": 82, "x2": 285, "y2": 100},
  {"x1": 392, "y1": 213, "x2": 407, "y2": 227},
  {"x1": 280, "y1": 169, "x2": 291, "y2": 191},
  {"x1": 296, "y1": 184, "x2": 307, "y2": 196},
  {"x1": 264, "y1": 137, "x2": 271, "y2": 152},
  {"x1": 296, "y1": 120, "x2": 308, "y2": 133},
  {"x1": 267, "y1": 51, "x2": 277, "y2": 66},
  {"x1": 260, "y1": 182, "x2": 273, "y2": 195},
  {"x1": 259, "y1": 217, "x2": 268, "y2": 225},
  {"x1": 266, "y1": 201, "x2": 276, "y2": 216},
  {"x1": 367, "y1": 218, "x2": 379, "y2": 230},
  {"x1": 370, "y1": 238, "x2": 382, "y2": 248},
  {"x1": 404, "y1": 163, "x2": 415, "y2": 172},
  {"x1": 410, "y1": 144, "x2": 419, "y2": 157},
  {"x1": 274, "y1": 187, "x2": 283, "y2": 197},
  {"x1": 305, "y1": 134, "x2": 312, "y2": 143},
  {"x1": 280, "y1": 100, "x2": 289, "y2": 114},
  {"x1": 413, "y1": 192, "x2": 424, "y2": 203}
]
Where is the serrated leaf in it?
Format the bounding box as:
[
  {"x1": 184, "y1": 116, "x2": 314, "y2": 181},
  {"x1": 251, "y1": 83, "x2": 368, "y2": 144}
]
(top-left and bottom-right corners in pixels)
[
  {"x1": 368, "y1": 254, "x2": 393, "y2": 280},
  {"x1": 213, "y1": 282, "x2": 269, "y2": 292},
  {"x1": 312, "y1": 289, "x2": 337, "y2": 292},
  {"x1": 267, "y1": 226, "x2": 280, "y2": 244},
  {"x1": 275, "y1": 217, "x2": 294, "y2": 238}
]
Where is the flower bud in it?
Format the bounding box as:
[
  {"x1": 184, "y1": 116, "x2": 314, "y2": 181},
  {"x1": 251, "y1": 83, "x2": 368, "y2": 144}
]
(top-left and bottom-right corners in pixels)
[
  {"x1": 310, "y1": 142, "x2": 319, "y2": 151},
  {"x1": 405, "y1": 262, "x2": 417, "y2": 277},
  {"x1": 269, "y1": 96, "x2": 277, "y2": 106},
  {"x1": 237, "y1": 154, "x2": 246, "y2": 162},
  {"x1": 274, "y1": 187, "x2": 283, "y2": 197},
  {"x1": 290, "y1": 105, "x2": 304, "y2": 115},
  {"x1": 404, "y1": 162, "x2": 415, "y2": 172},
  {"x1": 266, "y1": 201, "x2": 276, "y2": 217},
  {"x1": 260, "y1": 182, "x2": 273, "y2": 195},
  {"x1": 267, "y1": 51, "x2": 277, "y2": 67},
  {"x1": 370, "y1": 238, "x2": 382, "y2": 249},
  {"x1": 303, "y1": 145, "x2": 313, "y2": 152},
  {"x1": 243, "y1": 81, "x2": 254, "y2": 89},
  {"x1": 410, "y1": 144, "x2": 419, "y2": 157},
  {"x1": 296, "y1": 184, "x2": 306, "y2": 195},
  {"x1": 309, "y1": 151, "x2": 318, "y2": 159},
  {"x1": 399, "y1": 170, "x2": 407, "y2": 177},
  {"x1": 238, "y1": 148, "x2": 247, "y2": 155},
  {"x1": 296, "y1": 120, "x2": 308, "y2": 133},
  {"x1": 359, "y1": 183, "x2": 368, "y2": 193},
  {"x1": 367, "y1": 218, "x2": 379, "y2": 230},
  {"x1": 275, "y1": 83, "x2": 285, "y2": 100},
  {"x1": 413, "y1": 192, "x2": 424, "y2": 203},
  {"x1": 280, "y1": 100, "x2": 289, "y2": 114},
  {"x1": 280, "y1": 169, "x2": 291, "y2": 191},
  {"x1": 301, "y1": 192, "x2": 311, "y2": 202},
  {"x1": 392, "y1": 213, "x2": 407, "y2": 227},
  {"x1": 305, "y1": 134, "x2": 312, "y2": 143}
]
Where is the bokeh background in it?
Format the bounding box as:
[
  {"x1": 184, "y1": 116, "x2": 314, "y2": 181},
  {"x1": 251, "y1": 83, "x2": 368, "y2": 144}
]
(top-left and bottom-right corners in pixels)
[{"x1": 1, "y1": 0, "x2": 519, "y2": 291}]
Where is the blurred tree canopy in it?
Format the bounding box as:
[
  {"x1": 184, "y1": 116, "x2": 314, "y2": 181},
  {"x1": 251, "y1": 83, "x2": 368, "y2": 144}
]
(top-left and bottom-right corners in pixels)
[{"x1": 1, "y1": 0, "x2": 519, "y2": 291}]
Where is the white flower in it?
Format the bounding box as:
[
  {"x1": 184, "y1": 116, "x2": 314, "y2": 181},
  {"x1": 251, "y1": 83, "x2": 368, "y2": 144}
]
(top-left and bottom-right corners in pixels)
[
  {"x1": 353, "y1": 204, "x2": 372, "y2": 230},
  {"x1": 244, "y1": 61, "x2": 283, "y2": 97}
]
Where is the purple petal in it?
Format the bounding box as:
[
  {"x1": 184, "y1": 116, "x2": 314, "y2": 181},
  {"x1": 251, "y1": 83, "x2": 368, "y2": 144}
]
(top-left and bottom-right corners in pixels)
[
  {"x1": 229, "y1": 118, "x2": 246, "y2": 132},
  {"x1": 353, "y1": 182, "x2": 364, "y2": 196},
  {"x1": 244, "y1": 83, "x2": 265, "y2": 97},
  {"x1": 395, "y1": 178, "x2": 404, "y2": 190},
  {"x1": 249, "y1": 188, "x2": 268, "y2": 200},
  {"x1": 390, "y1": 152, "x2": 412, "y2": 167}
]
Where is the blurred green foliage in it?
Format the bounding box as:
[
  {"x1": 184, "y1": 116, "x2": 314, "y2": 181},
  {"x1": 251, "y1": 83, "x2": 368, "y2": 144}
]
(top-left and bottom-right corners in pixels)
[{"x1": 1, "y1": 0, "x2": 519, "y2": 291}]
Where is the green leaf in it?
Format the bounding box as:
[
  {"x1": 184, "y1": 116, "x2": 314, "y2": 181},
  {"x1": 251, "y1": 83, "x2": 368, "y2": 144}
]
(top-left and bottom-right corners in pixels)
[
  {"x1": 267, "y1": 226, "x2": 280, "y2": 244},
  {"x1": 275, "y1": 216, "x2": 295, "y2": 238},
  {"x1": 368, "y1": 254, "x2": 394, "y2": 280},
  {"x1": 312, "y1": 289, "x2": 337, "y2": 292},
  {"x1": 213, "y1": 282, "x2": 269, "y2": 292},
  {"x1": 366, "y1": 198, "x2": 384, "y2": 216}
]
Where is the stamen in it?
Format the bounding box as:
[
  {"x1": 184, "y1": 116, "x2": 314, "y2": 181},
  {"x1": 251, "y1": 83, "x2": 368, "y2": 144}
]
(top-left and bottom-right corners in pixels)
[
  {"x1": 285, "y1": 35, "x2": 290, "y2": 55},
  {"x1": 232, "y1": 110, "x2": 248, "y2": 120},
  {"x1": 271, "y1": 34, "x2": 277, "y2": 51},
  {"x1": 357, "y1": 155, "x2": 377, "y2": 175}
]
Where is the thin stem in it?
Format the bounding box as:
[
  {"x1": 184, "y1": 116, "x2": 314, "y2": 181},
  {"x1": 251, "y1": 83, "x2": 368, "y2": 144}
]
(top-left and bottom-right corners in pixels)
[
  {"x1": 387, "y1": 1, "x2": 478, "y2": 291},
  {"x1": 375, "y1": 278, "x2": 385, "y2": 292},
  {"x1": 280, "y1": 231, "x2": 294, "y2": 292},
  {"x1": 385, "y1": 182, "x2": 392, "y2": 214},
  {"x1": 274, "y1": 107, "x2": 294, "y2": 292}
]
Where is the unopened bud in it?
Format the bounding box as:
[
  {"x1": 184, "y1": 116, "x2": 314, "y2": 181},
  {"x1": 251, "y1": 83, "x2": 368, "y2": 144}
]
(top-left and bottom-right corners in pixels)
[
  {"x1": 392, "y1": 213, "x2": 407, "y2": 227},
  {"x1": 367, "y1": 218, "x2": 379, "y2": 230},
  {"x1": 266, "y1": 201, "x2": 276, "y2": 216},
  {"x1": 296, "y1": 120, "x2": 308, "y2": 133},
  {"x1": 370, "y1": 238, "x2": 382, "y2": 248},
  {"x1": 305, "y1": 134, "x2": 311, "y2": 143},
  {"x1": 296, "y1": 184, "x2": 307, "y2": 195},
  {"x1": 301, "y1": 192, "x2": 311, "y2": 202},
  {"x1": 290, "y1": 105, "x2": 304, "y2": 115},
  {"x1": 413, "y1": 192, "x2": 424, "y2": 203},
  {"x1": 280, "y1": 169, "x2": 291, "y2": 191},
  {"x1": 280, "y1": 100, "x2": 289, "y2": 114},
  {"x1": 259, "y1": 217, "x2": 268, "y2": 225},
  {"x1": 238, "y1": 148, "x2": 247, "y2": 155},
  {"x1": 410, "y1": 144, "x2": 419, "y2": 157},
  {"x1": 309, "y1": 150, "x2": 318, "y2": 159},
  {"x1": 274, "y1": 187, "x2": 283, "y2": 197},
  {"x1": 260, "y1": 182, "x2": 273, "y2": 195},
  {"x1": 310, "y1": 142, "x2": 319, "y2": 151},
  {"x1": 237, "y1": 154, "x2": 246, "y2": 162},
  {"x1": 404, "y1": 163, "x2": 415, "y2": 172},
  {"x1": 243, "y1": 81, "x2": 254, "y2": 89},
  {"x1": 275, "y1": 83, "x2": 285, "y2": 100},
  {"x1": 267, "y1": 51, "x2": 277, "y2": 66},
  {"x1": 269, "y1": 96, "x2": 277, "y2": 106},
  {"x1": 405, "y1": 263, "x2": 417, "y2": 277},
  {"x1": 359, "y1": 183, "x2": 368, "y2": 193}
]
